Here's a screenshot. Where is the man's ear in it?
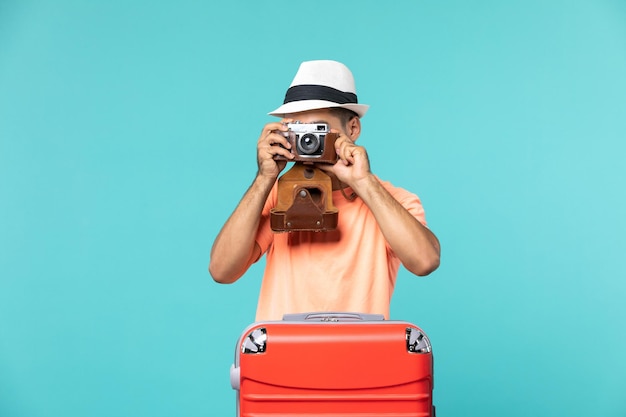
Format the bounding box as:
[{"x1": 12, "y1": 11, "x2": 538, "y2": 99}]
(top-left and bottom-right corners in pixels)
[{"x1": 347, "y1": 116, "x2": 361, "y2": 141}]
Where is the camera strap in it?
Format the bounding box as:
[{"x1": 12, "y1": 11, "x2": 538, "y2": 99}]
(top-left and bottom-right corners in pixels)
[{"x1": 339, "y1": 183, "x2": 357, "y2": 201}]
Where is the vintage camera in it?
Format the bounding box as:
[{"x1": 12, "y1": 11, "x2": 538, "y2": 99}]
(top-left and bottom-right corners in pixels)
[{"x1": 274, "y1": 122, "x2": 339, "y2": 163}]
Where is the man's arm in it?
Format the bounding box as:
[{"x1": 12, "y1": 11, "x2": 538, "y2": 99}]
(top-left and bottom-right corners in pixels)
[
  {"x1": 209, "y1": 119, "x2": 294, "y2": 283},
  {"x1": 328, "y1": 136, "x2": 440, "y2": 276},
  {"x1": 209, "y1": 175, "x2": 274, "y2": 283},
  {"x1": 351, "y1": 174, "x2": 440, "y2": 276}
]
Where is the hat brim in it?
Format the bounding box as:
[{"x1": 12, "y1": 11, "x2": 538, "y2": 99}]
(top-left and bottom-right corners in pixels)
[{"x1": 269, "y1": 100, "x2": 369, "y2": 118}]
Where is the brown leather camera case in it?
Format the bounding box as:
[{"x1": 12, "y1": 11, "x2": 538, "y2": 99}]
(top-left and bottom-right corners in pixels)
[{"x1": 270, "y1": 164, "x2": 338, "y2": 232}]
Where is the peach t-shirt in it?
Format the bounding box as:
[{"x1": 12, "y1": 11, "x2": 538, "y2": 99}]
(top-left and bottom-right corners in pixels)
[{"x1": 254, "y1": 177, "x2": 427, "y2": 321}]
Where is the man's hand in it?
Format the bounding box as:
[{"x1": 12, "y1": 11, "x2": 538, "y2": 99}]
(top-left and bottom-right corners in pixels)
[
  {"x1": 319, "y1": 131, "x2": 372, "y2": 188},
  {"x1": 256, "y1": 118, "x2": 295, "y2": 179}
]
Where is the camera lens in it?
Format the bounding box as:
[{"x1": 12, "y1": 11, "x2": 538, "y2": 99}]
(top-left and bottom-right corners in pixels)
[{"x1": 297, "y1": 133, "x2": 322, "y2": 155}]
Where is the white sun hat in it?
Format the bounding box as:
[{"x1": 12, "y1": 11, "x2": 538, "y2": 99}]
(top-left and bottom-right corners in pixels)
[{"x1": 269, "y1": 60, "x2": 369, "y2": 118}]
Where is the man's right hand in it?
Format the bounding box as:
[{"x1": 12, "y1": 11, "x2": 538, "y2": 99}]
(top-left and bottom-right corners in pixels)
[{"x1": 257, "y1": 118, "x2": 295, "y2": 179}]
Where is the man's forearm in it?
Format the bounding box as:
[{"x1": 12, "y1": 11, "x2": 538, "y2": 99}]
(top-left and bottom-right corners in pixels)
[
  {"x1": 352, "y1": 174, "x2": 440, "y2": 276},
  {"x1": 209, "y1": 174, "x2": 276, "y2": 283}
]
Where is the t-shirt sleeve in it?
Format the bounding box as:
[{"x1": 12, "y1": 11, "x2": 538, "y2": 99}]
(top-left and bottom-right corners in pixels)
[
  {"x1": 383, "y1": 181, "x2": 427, "y2": 227},
  {"x1": 379, "y1": 180, "x2": 429, "y2": 257}
]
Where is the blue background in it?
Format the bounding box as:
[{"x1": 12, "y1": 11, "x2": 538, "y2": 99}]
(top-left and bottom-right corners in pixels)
[{"x1": 1, "y1": 1, "x2": 625, "y2": 416}]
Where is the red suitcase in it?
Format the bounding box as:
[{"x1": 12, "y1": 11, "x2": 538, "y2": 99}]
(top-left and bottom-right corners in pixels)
[{"x1": 230, "y1": 312, "x2": 435, "y2": 417}]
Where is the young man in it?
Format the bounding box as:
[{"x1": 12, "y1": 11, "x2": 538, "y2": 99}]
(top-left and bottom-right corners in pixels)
[{"x1": 209, "y1": 60, "x2": 440, "y2": 320}]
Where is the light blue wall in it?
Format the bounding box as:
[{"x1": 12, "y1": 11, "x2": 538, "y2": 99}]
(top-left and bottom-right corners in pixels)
[{"x1": 1, "y1": 1, "x2": 625, "y2": 416}]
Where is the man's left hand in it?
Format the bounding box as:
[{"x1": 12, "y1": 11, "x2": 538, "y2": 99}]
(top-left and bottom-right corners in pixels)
[{"x1": 319, "y1": 131, "x2": 372, "y2": 188}]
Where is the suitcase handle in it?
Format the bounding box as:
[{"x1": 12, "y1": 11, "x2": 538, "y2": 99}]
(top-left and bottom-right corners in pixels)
[{"x1": 282, "y1": 312, "x2": 385, "y2": 322}]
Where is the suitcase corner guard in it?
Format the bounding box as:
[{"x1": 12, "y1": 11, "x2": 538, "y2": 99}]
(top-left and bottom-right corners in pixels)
[{"x1": 230, "y1": 364, "x2": 240, "y2": 390}]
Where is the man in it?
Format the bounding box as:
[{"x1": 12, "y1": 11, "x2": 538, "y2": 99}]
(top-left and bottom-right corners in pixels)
[{"x1": 209, "y1": 60, "x2": 440, "y2": 320}]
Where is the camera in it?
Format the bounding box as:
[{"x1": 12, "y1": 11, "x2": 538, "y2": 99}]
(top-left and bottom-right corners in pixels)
[{"x1": 274, "y1": 122, "x2": 339, "y2": 163}]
